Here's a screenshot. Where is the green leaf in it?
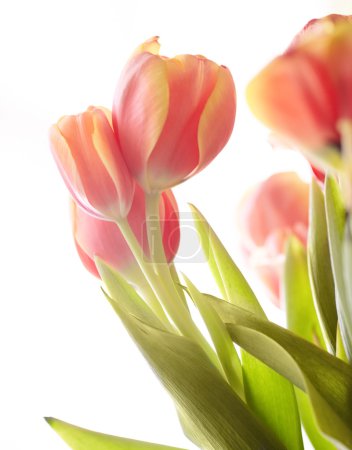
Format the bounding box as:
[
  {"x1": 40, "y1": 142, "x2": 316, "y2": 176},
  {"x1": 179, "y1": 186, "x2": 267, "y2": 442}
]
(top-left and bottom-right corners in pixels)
[
  {"x1": 342, "y1": 217, "x2": 352, "y2": 361},
  {"x1": 109, "y1": 302, "x2": 284, "y2": 450},
  {"x1": 284, "y1": 236, "x2": 335, "y2": 449},
  {"x1": 45, "y1": 417, "x2": 186, "y2": 450},
  {"x1": 95, "y1": 258, "x2": 166, "y2": 330},
  {"x1": 208, "y1": 295, "x2": 352, "y2": 449},
  {"x1": 239, "y1": 352, "x2": 303, "y2": 450},
  {"x1": 169, "y1": 263, "x2": 189, "y2": 312},
  {"x1": 190, "y1": 204, "x2": 303, "y2": 450},
  {"x1": 183, "y1": 274, "x2": 244, "y2": 399},
  {"x1": 284, "y1": 236, "x2": 326, "y2": 349},
  {"x1": 294, "y1": 391, "x2": 336, "y2": 450},
  {"x1": 337, "y1": 324, "x2": 349, "y2": 363},
  {"x1": 97, "y1": 259, "x2": 236, "y2": 448},
  {"x1": 189, "y1": 204, "x2": 264, "y2": 317},
  {"x1": 325, "y1": 176, "x2": 352, "y2": 361},
  {"x1": 308, "y1": 179, "x2": 337, "y2": 352}
]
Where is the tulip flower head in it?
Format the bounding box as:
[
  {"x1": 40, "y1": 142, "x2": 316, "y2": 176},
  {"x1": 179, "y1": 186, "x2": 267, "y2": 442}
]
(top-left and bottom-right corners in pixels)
[
  {"x1": 247, "y1": 15, "x2": 352, "y2": 163},
  {"x1": 50, "y1": 107, "x2": 135, "y2": 221},
  {"x1": 238, "y1": 172, "x2": 309, "y2": 306},
  {"x1": 113, "y1": 37, "x2": 236, "y2": 192},
  {"x1": 72, "y1": 185, "x2": 180, "y2": 280}
]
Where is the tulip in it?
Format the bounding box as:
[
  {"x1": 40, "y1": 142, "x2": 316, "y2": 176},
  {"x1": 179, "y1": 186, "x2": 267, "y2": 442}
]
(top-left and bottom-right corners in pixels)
[
  {"x1": 50, "y1": 107, "x2": 135, "y2": 221},
  {"x1": 247, "y1": 14, "x2": 352, "y2": 155},
  {"x1": 71, "y1": 185, "x2": 180, "y2": 280},
  {"x1": 311, "y1": 165, "x2": 325, "y2": 183},
  {"x1": 113, "y1": 37, "x2": 236, "y2": 192},
  {"x1": 238, "y1": 172, "x2": 309, "y2": 306}
]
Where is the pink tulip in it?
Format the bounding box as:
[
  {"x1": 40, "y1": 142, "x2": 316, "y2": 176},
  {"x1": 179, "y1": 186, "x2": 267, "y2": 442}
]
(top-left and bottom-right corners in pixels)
[
  {"x1": 71, "y1": 185, "x2": 180, "y2": 279},
  {"x1": 238, "y1": 172, "x2": 309, "y2": 307},
  {"x1": 247, "y1": 14, "x2": 352, "y2": 154},
  {"x1": 113, "y1": 37, "x2": 236, "y2": 192},
  {"x1": 50, "y1": 107, "x2": 135, "y2": 221}
]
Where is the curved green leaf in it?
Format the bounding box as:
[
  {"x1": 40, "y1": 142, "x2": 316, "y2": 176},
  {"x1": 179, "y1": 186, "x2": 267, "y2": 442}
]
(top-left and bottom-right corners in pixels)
[
  {"x1": 308, "y1": 179, "x2": 337, "y2": 352},
  {"x1": 183, "y1": 274, "x2": 244, "y2": 399},
  {"x1": 284, "y1": 236, "x2": 335, "y2": 449},
  {"x1": 95, "y1": 258, "x2": 166, "y2": 330},
  {"x1": 295, "y1": 391, "x2": 336, "y2": 450},
  {"x1": 325, "y1": 176, "x2": 352, "y2": 361},
  {"x1": 342, "y1": 218, "x2": 352, "y2": 362},
  {"x1": 45, "y1": 418, "x2": 186, "y2": 450},
  {"x1": 110, "y1": 302, "x2": 284, "y2": 450},
  {"x1": 208, "y1": 295, "x2": 352, "y2": 449},
  {"x1": 188, "y1": 204, "x2": 264, "y2": 317},
  {"x1": 189, "y1": 204, "x2": 303, "y2": 450},
  {"x1": 284, "y1": 236, "x2": 326, "y2": 349}
]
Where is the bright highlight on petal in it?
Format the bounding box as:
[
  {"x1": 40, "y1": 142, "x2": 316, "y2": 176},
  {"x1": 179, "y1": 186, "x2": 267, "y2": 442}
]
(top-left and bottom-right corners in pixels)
[
  {"x1": 113, "y1": 38, "x2": 236, "y2": 192},
  {"x1": 50, "y1": 107, "x2": 135, "y2": 220},
  {"x1": 133, "y1": 35, "x2": 161, "y2": 56},
  {"x1": 198, "y1": 66, "x2": 236, "y2": 171}
]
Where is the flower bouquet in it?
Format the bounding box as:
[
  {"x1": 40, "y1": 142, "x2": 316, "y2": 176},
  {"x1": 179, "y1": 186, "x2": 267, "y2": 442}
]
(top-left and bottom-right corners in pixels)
[{"x1": 46, "y1": 15, "x2": 352, "y2": 450}]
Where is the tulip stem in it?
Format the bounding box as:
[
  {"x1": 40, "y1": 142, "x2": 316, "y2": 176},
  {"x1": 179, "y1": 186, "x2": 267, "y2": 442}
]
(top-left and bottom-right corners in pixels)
[
  {"x1": 145, "y1": 191, "x2": 186, "y2": 303},
  {"x1": 145, "y1": 192, "x2": 189, "y2": 309},
  {"x1": 130, "y1": 268, "x2": 174, "y2": 331},
  {"x1": 117, "y1": 218, "x2": 221, "y2": 371},
  {"x1": 145, "y1": 192, "x2": 168, "y2": 266}
]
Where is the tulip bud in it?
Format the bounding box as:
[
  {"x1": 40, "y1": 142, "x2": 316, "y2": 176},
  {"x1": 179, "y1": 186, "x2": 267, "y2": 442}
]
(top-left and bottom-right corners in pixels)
[
  {"x1": 238, "y1": 172, "x2": 309, "y2": 307},
  {"x1": 113, "y1": 37, "x2": 236, "y2": 192},
  {"x1": 50, "y1": 107, "x2": 135, "y2": 221},
  {"x1": 247, "y1": 15, "x2": 352, "y2": 156},
  {"x1": 71, "y1": 185, "x2": 180, "y2": 280}
]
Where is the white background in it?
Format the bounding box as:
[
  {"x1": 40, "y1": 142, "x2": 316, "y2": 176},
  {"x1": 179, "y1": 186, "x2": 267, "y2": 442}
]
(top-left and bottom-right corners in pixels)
[{"x1": 0, "y1": 1, "x2": 350, "y2": 449}]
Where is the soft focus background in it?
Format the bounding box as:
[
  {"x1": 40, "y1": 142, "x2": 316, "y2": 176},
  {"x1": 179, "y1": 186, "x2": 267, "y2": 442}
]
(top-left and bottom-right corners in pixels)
[{"x1": 0, "y1": 1, "x2": 350, "y2": 449}]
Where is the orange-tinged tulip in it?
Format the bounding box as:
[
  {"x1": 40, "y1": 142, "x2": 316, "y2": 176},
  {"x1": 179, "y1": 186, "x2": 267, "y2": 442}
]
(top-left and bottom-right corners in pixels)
[
  {"x1": 238, "y1": 172, "x2": 309, "y2": 307},
  {"x1": 113, "y1": 37, "x2": 236, "y2": 192},
  {"x1": 247, "y1": 15, "x2": 352, "y2": 153},
  {"x1": 72, "y1": 185, "x2": 180, "y2": 279},
  {"x1": 50, "y1": 107, "x2": 135, "y2": 221}
]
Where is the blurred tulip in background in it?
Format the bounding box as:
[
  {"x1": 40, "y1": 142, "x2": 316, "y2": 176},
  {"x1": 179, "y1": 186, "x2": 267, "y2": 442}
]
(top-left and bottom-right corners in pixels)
[
  {"x1": 238, "y1": 172, "x2": 309, "y2": 306},
  {"x1": 247, "y1": 15, "x2": 352, "y2": 164}
]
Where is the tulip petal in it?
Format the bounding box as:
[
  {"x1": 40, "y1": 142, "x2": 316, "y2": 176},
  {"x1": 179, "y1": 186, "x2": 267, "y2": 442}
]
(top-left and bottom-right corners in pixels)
[
  {"x1": 114, "y1": 40, "x2": 236, "y2": 191},
  {"x1": 327, "y1": 25, "x2": 352, "y2": 118},
  {"x1": 90, "y1": 108, "x2": 134, "y2": 217},
  {"x1": 161, "y1": 190, "x2": 180, "y2": 261},
  {"x1": 247, "y1": 52, "x2": 339, "y2": 150},
  {"x1": 147, "y1": 55, "x2": 219, "y2": 188},
  {"x1": 133, "y1": 35, "x2": 161, "y2": 57},
  {"x1": 72, "y1": 200, "x2": 134, "y2": 274},
  {"x1": 56, "y1": 113, "x2": 121, "y2": 218},
  {"x1": 74, "y1": 240, "x2": 100, "y2": 278},
  {"x1": 50, "y1": 125, "x2": 102, "y2": 217},
  {"x1": 197, "y1": 66, "x2": 236, "y2": 171},
  {"x1": 113, "y1": 53, "x2": 169, "y2": 190},
  {"x1": 241, "y1": 173, "x2": 309, "y2": 248}
]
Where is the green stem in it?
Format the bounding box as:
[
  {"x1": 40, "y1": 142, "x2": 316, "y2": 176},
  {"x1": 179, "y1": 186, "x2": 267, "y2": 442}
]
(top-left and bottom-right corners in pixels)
[
  {"x1": 169, "y1": 263, "x2": 189, "y2": 311},
  {"x1": 129, "y1": 268, "x2": 174, "y2": 331},
  {"x1": 145, "y1": 192, "x2": 186, "y2": 306},
  {"x1": 118, "y1": 217, "x2": 221, "y2": 371},
  {"x1": 145, "y1": 191, "x2": 168, "y2": 267}
]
